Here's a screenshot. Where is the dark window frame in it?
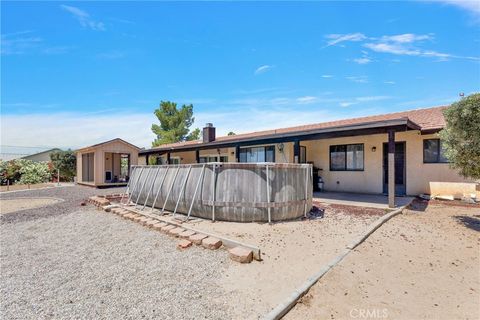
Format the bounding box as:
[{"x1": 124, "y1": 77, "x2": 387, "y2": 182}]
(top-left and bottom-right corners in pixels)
[
  {"x1": 329, "y1": 143, "x2": 365, "y2": 171},
  {"x1": 423, "y1": 139, "x2": 449, "y2": 163},
  {"x1": 239, "y1": 145, "x2": 276, "y2": 163}
]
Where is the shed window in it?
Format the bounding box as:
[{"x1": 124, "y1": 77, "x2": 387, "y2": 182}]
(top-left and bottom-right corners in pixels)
[
  {"x1": 239, "y1": 146, "x2": 275, "y2": 163},
  {"x1": 423, "y1": 139, "x2": 448, "y2": 163},
  {"x1": 329, "y1": 144, "x2": 364, "y2": 171}
]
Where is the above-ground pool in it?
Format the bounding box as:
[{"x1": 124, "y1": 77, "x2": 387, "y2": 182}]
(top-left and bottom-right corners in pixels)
[{"x1": 127, "y1": 163, "x2": 312, "y2": 222}]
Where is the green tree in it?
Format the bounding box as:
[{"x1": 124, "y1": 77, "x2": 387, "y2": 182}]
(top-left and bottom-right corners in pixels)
[
  {"x1": 50, "y1": 150, "x2": 76, "y2": 182},
  {"x1": 151, "y1": 101, "x2": 200, "y2": 146},
  {"x1": 227, "y1": 131, "x2": 236, "y2": 136},
  {"x1": 439, "y1": 93, "x2": 480, "y2": 179}
]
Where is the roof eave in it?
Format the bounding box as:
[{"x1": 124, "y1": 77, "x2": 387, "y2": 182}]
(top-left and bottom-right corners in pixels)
[{"x1": 140, "y1": 118, "x2": 417, "y2": 155}]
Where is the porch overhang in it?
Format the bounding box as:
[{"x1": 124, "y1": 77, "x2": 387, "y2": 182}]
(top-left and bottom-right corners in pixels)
[{"x1": 140, "y1": 117, "x2": 421, "y2": 156}]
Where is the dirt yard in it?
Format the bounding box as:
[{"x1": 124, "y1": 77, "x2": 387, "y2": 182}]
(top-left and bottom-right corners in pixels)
[
  {"x1": 1, "y1": 187, "x2": 387, "y2": 319},
  {"x1": 0, "y1": 198, "x2": 63, "y2": 214},
  {"x1": 286, "y1": 199, "x2": 480, "y2": 320},
  {"x1": 163, "y1": 202, "x2": 386, "y2": 318},
  {"x1": 0, "y1": 183, "x2": 55, "y2": 192},
  {"x1": 0, "y1": 186, "x2": 234, "y2": 319}
]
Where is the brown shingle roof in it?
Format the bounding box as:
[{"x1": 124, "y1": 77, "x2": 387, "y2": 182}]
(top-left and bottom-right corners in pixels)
[{"x1": 149, "y1": 106, "x2": 447, "y2": 151}]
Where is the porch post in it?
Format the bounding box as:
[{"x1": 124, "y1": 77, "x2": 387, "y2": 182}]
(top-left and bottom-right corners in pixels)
[
  {"x1": 167, "y1": 152, "x2": 171, "y2": 165},
  {"x1": 293, "y1": 140, "x2": 300, "y2": 164},
  {"x1": 388, "y1": 130, "x2": 395, "y2": 208},
  {"x1": 195, "y1": 150, "x2": 200, "y2": 163},
  {"x1": 235, "y1": 145, "x2": 240, "y2": 162}
]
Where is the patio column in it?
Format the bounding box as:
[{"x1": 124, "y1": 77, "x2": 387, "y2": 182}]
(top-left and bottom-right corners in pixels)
[
  {"x1": 195, "y1": 150, "x2": 200, "y2": 163},
  {"x1": 293, "y1": 140, "x2": 300, "y2": 163},
  {"x1": 167, "y1": 152, "x2": 171, "y2": 165},
  {"x1": 388, "y1": 130, "x2": 395, "y2": 208},
  {"x1": 235, "y1": 145, "x2": 240, "y2": 162}
]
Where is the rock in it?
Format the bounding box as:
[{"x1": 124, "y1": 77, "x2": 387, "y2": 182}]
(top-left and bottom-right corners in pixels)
[
  {"x1": 160, "y1": 225, "x2": 176, "y2": 233},
  {"x1": 189, "y1": 233, "x2": 208, "y2": 245},
  {"x1": 179, "y1": 230, "x2": 196, "y2": 239},
  {"x1": 177, "y1": 239, "x2": 192, "y2": 249},
  {"x1": 168, "y1": 227, "x2": 186, "y2": 237},
  {"x1": 201, "y1": 237, "x2": 222, "y2": 250},
  {"x1": 145, "y1": 220, "x2": 159, "y2": 228},
  {"x1": 152, "y1": 222, "x2": 168, "y2": 231},
  {"x1": 228, "y1": 246, "x2": 253, "y2": 263}
]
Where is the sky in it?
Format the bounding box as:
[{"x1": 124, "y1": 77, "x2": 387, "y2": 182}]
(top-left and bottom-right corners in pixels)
[{"x1": 1, "y1": 1, "x2": 480, "y2": 152}]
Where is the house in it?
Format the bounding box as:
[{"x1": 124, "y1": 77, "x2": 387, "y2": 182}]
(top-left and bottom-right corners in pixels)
[
  {"x1": 139, "y1": 106, "x2": 477, "y2": 201},
  {"x1": 21, "y1": 148, "x2": 62, "y2": 162},
  {"x1": 75, "y1": 138, "x2": 140, "y2": 187}
]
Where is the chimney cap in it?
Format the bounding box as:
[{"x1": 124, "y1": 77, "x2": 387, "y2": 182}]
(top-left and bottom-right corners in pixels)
[{"x1": 205, "y1": 123, "x2": 214, "y2": 128}]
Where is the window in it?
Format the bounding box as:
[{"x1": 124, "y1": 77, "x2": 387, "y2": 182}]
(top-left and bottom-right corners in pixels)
[
  {"x1": 239, "y1": 146, "x2": 275, "y2": 163},
  {"x1": 329, "y1": 144, "x2": 364, "y2": 171},
  {"x1": 170, "y1": 157, "x2": 180, "y2": 164},
  {"x1": 300, "y1": 146, "x2": 307, "y2": 163},
  {"x1": 199, "y1": 155, "x2": 228, "y2": 163},
  {"x1": 423, "y1": 139, "x2": 448, "y2": 163}
]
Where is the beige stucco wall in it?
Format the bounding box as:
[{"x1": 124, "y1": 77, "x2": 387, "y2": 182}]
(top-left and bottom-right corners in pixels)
[
  {"x1": 302, "y1": 131, "x2": 472, "y2": 195},
  {"x1": 138, "y1": 155, "x2": 147, "y2": 165},
  {"x1": 137, "y1": 131, "x2": 472, "y2": 195}
]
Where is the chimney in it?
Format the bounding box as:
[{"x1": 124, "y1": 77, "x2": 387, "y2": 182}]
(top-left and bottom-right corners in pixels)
[{"x1": 203, "y1": 123, "x2": 216, "y2": 143}]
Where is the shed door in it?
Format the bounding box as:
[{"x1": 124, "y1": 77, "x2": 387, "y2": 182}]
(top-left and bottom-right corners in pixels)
[{"x1": 82, "y1": 153, "x2": 94, "y2": 182}]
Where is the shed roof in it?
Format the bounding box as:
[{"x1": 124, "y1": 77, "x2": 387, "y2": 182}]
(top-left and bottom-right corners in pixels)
[{"x1": 76, "y1": 138, "x2": 141, "y2": 153}]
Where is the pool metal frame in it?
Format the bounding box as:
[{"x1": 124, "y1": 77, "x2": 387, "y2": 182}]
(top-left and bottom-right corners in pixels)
[{"x1": 123, "y1": 162, "x2": 312, "y2": 223}]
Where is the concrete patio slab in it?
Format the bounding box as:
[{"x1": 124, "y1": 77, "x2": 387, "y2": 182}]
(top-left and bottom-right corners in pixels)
[{"x1": 313, "y1": 191, "x2": 413, "y2": 209}]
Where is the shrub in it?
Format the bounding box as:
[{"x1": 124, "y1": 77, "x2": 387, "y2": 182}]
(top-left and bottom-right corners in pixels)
[
  {"x1": 18, "y1": 161, "x2": 52, "y2": 184},
  {"x1": 0, "y1": 159, "x2": 29, "y2": 185},
  {"x1": 50, "y1": 150, "x2": 76, "y2": 182}
]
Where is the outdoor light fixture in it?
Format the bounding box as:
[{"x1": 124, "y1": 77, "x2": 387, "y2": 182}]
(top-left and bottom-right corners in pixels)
[{"x1": 371, "y1": 146, "x2": 377, "y2": 152}]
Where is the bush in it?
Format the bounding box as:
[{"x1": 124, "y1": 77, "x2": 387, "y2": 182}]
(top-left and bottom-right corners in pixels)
[
  {"x1": 50, "y1": 150, "x2": 76, "y2": 182},
  {"x1": 1, "y1": 159, "x2": 28, "y2": 185},
  {"x1": 18, "y1": 161, "x2": 52, "y2": 184}
]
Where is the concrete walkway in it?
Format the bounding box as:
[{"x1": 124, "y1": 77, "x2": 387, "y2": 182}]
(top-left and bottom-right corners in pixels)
[{"x1": 313, "y1": 191, "x2": 413, "y2": 209}]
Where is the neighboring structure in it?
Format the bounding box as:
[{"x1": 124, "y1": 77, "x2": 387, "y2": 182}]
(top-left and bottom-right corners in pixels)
[
  {"x1": 76, "y1": 138, "x2": 140, "y2": 187},
  {"x1": 139, "y1": 106, "x2": 477, "y2": 203},
  {"x1": 21, "y1": 148, "x2": 62, "y2": 162}
]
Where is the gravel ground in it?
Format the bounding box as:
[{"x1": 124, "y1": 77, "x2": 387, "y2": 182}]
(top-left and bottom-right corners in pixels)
[
  {"x1": 0, "y1": 186, "x2": 234, "y2": 319},
  {"x1": 0, "y1": 185, "x2": 125, "y2": 223}
]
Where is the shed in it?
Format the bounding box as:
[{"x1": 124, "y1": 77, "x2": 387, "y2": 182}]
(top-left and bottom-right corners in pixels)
[{"x1": 75, "y1": 138, "x2": 140, "y2": 187}]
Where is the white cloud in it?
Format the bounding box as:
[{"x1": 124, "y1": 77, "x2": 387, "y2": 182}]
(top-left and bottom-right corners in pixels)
[
  {"x1": 355, "y1": 96, "x2": 390, "y2": 102},
  {"x1": 384, "y1": 81, "x2": 396, "y2": 85},
  {"x1": 296, "y1": 96, "x2": 318, "y2": 104},
  {"x1": 380, "y1": 33, "x2": 433, "y2": 43},
  {"x1": 353, "y1": 57, "x2": 372, "y2": 64},
  {"x1": 321, "y1": 74, "x2": 333, "y2": 78},
  {"x1": 324, "y1": 31, "x2": 479, "y2": 62},
  {"x1": 254, "y1": 65, "x2": 273, "y2": 75},
  {"x1": 1, "y1": 112, "x2": 155, "y2": 149},
  {"x1": 339, "y1": 102, "x2": 357, "y2": 107},
  {"x1": 1, "y1": 33, "x2": 42, "y2": 55},
  {"x1": 435, "y1": 1, "x2": 480, "y2": 16},
  {"x1": 324, "y1": 33, "x2": 367, "y2": 47},
  {"x1": 339, "y1": 96, "x2": 391, "y2": 107},
  {"x1": 61, "y1": 5, "x2": 105, "y2": 31},
  {"x1": 346, "y1": 76, "x2": 369, "y2": 83}
]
